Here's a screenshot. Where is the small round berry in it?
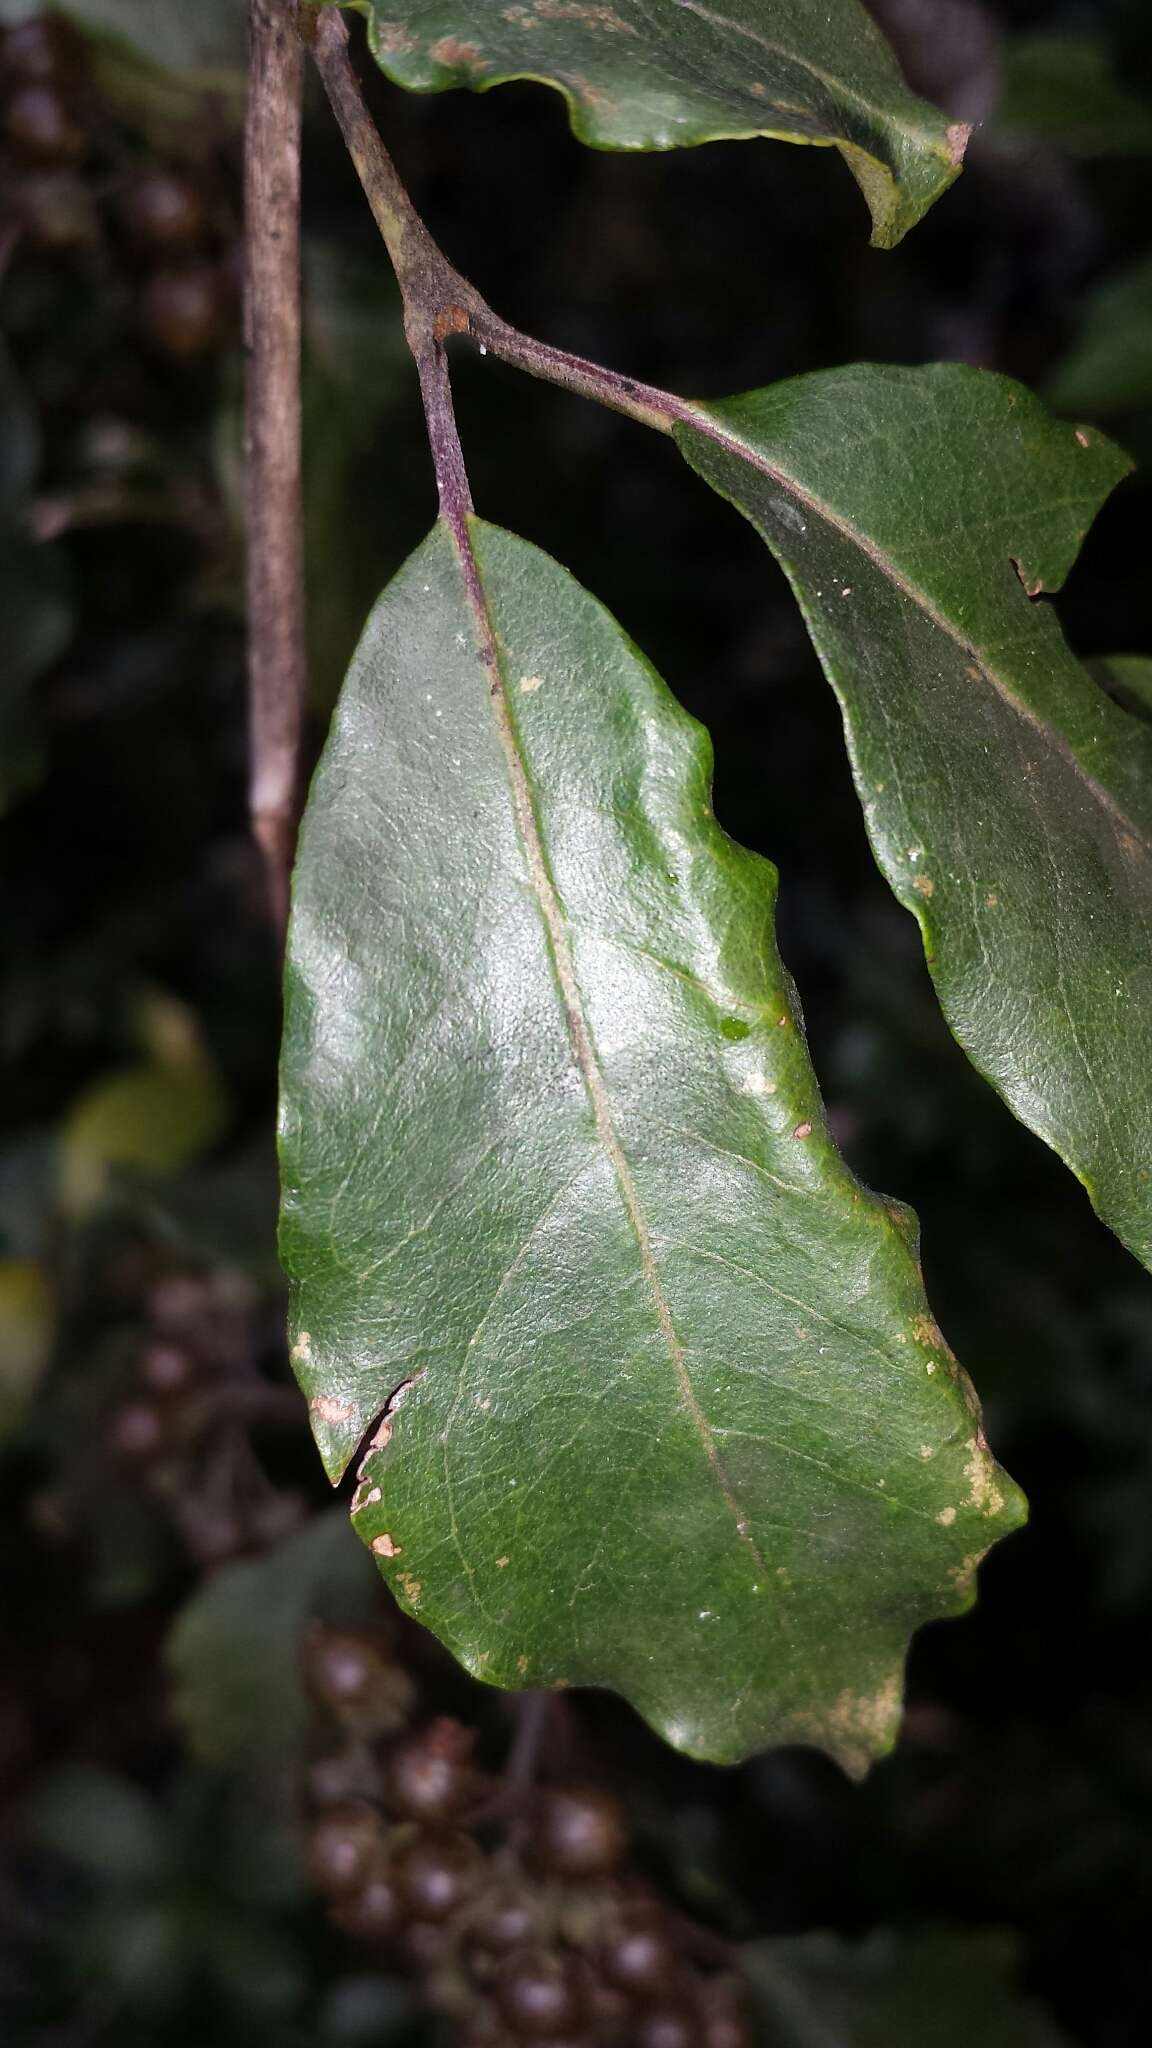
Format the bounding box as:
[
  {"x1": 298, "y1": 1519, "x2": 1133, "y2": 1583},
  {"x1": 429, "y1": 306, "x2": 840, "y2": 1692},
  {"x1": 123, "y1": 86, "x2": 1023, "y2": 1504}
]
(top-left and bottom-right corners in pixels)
[
  {"x1": 140, "y1": 264, "x2": 225, "y2": 358},
  {"x1": 634, "y1": 2010, "x2": 700, "y2": 2048},
  {"x1": 109, "y1": 1399, "x2": 165, "y2": 1460},
  {"x1": 395, "y1": 1830, "x2": 484, "y2": 1922},
  {"x1": 120, "y1": 171, "x2": 207, "y2": 253},
  {"x1": 5, "y1": 84, "x2": 83, "y2": 165},
  {"x1": 468, "y1": 1887, "x2": 544, "y2": 1957},
  {"x1": 385, "y1": 1717, "x2": 476, "y2": 1823},
  {"x1": 330, "y1": 1866, "x2": 406, "y2": 1942},
  {"x1": 600, "y1": 1905, "x2": 677, "y2": 1999},
  {"x1": 140, "y1": 1341, "x2": 196, "y2": 1396},
  {"x1": 527, "y1": 1785, "x2": 628, "y2": 1880},
  {"x1": 705, "y1": 2012, "x2": 751, "y2": 2048},
  {"x1": 148, "y1": 1272, "x2": 209, "y2": 1327},
  {"x1": 247, "y1": 1489, "x2": 308, "y2": 1546},
  {"x1": 494, "y1": 1948, "x2": 585, "y2": 2038},
  {"x1": 180, "y1": 1504, "x2": 247, "y2": 1569},
  {"x1": 306, "y1": 1628, "x2": 391, "y2": 1709},
  {"x1": 403, "y1": 1917, "x2": 453, "y2": 1969},
  {"x1": 2, "y1": 17, "x2": 79, "y2": 83},
  {"x1": 13, "y1": 168, "x2": 95, "y2": 247},
  {"x1": 306, "y1": 1803, "x2": 383, "y2": 1895},
  {"x1": 306, "y1": 1748, "x2": 382, "y2": 1810}
]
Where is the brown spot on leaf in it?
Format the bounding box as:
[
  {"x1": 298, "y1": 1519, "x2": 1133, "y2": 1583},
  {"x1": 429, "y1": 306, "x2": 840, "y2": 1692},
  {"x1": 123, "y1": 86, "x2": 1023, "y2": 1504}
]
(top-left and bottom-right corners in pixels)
[
  {"x1": 911, "y1": 1315, "x2": 942, "y2": 1351},
  {"x1": 937, "y1": 1505, "x2": 957, "y2": 1526},
  {"x1": 792, "y1": 1121, "x2": 813, "y2": 1140},
  {"x1": 372, "y1": 1533, "x2": 401, "y2": 1557},
  {"x1": 516, "y1": 1654, "x2": 529, "y2": 1675},
  {"x1": 429, "y1": 36, "x2": 489, "y2": 68},
  {"x1": 912, "y1": 875, "x2": 935, "y2": 899},
  {"x1": 311, "y1": 1394, "x2": 353, "y2": 1426},
  {"x1": 945, "y1": 121, "x2": 971, "y2": 165},
  {"x1": 1075, "y1": 429, "x2": 1090, "y2": 448},
  {"x1": 496, "y1": 1555, "x2": 510, "y2": 1568},
  {"x1": 398, "y1": 1573, "x2": 422, "y2": 1605},
  {"x1": 985, "y1": 892, "x2": 999, "y2": 908},
  {"x1": 519, "y1": 674, "x2": 543, "y2": 693}
]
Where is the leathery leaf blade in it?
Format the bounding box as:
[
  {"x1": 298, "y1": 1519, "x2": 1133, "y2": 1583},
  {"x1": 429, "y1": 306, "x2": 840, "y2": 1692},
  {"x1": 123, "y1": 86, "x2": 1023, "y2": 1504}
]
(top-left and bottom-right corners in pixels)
[
  {"x1": 343, "y1": 0, "x2": 967, "y2": 249},
  {"x1": 675, "y1": 365, "x2": 1152, "y2": 1272},
  {"x1": 279, "y1": 518, "x2": 1024, "y2": 1771}
]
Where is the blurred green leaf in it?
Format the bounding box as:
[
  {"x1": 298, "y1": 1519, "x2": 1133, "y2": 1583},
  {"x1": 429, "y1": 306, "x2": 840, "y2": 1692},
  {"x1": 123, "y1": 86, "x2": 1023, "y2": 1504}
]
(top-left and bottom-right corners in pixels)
[
  {"x1": 994, "y1": 33, "x2": 1152, "y2": 156},
  {"x1": 58, "y1": 994, "x2": 228, "y2": 1215},
  {"x1": 0, "y1": 1257, "x2": 53, "y2": 1443},
  {"x1": 166, "y1": 1510, "x2": 380, "y2": 1774},
  {"x1": 1047, "y1": 256, "x2": 1152, "y2": 418},
  {"x1": 28, "y1": 1764, "x2": 170, "y2": 1886},
  {"x1": 0, "y1": 0, "x2": 247, "y2": 76},
  {"x1": 1088, "y1": 655, "x2": 1152, "y2": 730},
  {"x1": 743, "y1": 1928, "x2": 1072, "y2": 2047}
]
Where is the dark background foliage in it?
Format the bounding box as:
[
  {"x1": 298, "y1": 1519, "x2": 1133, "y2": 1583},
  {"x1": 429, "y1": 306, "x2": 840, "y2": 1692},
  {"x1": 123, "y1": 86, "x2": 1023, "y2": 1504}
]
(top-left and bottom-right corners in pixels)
[{"x1": 2, "y1": 1, "x2": 1152, "y2": 2043}]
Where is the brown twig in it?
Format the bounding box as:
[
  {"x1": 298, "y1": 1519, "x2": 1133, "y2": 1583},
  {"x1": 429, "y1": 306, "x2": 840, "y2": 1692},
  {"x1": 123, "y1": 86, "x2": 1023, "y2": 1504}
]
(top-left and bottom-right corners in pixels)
[
  {"x1": 310, "y1": 6, "x2": 684, "y2": 439},
  {"x1": 244, "y1": 0, "x2": 306, "y2": 940}
]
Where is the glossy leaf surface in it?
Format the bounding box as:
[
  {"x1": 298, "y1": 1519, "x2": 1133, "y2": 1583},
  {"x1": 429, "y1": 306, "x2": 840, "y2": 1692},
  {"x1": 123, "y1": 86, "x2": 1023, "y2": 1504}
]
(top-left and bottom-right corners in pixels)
[
  {"x1": 343, "y1": 0, "x2": 967, "y2": 248},
  {"x1": 675, "y1": 365, "x2": 1152, "y2": 1270},
  {"x1": 280, "y1": 517, "x2": 1023, "y2": 1770}
]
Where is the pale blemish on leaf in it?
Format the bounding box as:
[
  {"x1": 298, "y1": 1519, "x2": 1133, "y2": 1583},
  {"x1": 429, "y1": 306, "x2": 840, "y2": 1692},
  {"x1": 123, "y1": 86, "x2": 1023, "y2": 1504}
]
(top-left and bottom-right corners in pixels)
[
  {"x1": 913, "y1": 874, "x2": 935, "y2": 898},
  {"x1": 429, "y1": 35, "x2": 489, "y2": 67},
  {"x1": 519, "y1": 674, "x2": 544, "y2": 693},
  {"x1": 937, "y1": 1505, "x2": 957, "y2": 1526},
  {"x1": 793, "y1": 1121, "x2": 813, "y2": 1139},
  {"x1": 535, "y1": 0, "x2": 638, "y2": 31},
  {"x1": 965, "y1": 1436, "x2": 1006, "y2": 1517},
  {"x1": 372, "y1": 1532, "x2": 401, "y2": 1557},
  {"x1": 742, "y1": 1073, "x2": 777, "y2": 1096},
  {"x1": 310, "y1": 1393, "x2": 353, "y2": 1426},
  {"x1": 398, "y1": 1572, "x2": 422, "y2": 1604},
  {"x1": 496, "y1": 1555, "x2": 510, "y2": 1568},
  {"x1": 820, "y1": 1670, "x2": 903, "y2": 1778}
]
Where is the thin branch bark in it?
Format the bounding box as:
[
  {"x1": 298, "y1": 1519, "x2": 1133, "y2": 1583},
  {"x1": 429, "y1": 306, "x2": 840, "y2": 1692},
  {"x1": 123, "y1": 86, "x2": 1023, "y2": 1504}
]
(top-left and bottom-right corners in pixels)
[
  {"x1": 245, "y1": 0, "x2": 306, "y2": 939},
  {"x1": 311, "y1": 7, "x2": 685, "y2": 438}
]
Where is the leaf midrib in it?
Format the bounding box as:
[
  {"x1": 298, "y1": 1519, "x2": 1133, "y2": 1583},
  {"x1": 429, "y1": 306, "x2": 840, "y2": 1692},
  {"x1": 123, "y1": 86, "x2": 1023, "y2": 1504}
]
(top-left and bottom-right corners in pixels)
[
  {"x1": 447, "y1": 513, "x2": 765, "y2": 1571},
  {"x1": 670, "y1": 0, "x2": 947, "y2": 149},
  {"x1": 679, "y1": 405, "x2": 1149, "y2": 857}
]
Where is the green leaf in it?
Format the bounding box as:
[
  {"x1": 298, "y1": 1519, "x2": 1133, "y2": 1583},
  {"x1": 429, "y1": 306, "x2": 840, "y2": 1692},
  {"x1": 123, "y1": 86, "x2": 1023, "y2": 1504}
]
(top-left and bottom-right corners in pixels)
[
  {"x1": 0, "y1": 1259, "x2": 53, "y2": 1445},
  {"x1": 1047, "y1": 256, "x2": 1152, "y2": 419},
  {"x1": 0, "y1": 0, "x2": 247, "y2": 78},
  {"x1": 743, "y1": 1928, "x2": 1072, "y2": 2048},
  {"x1": 993, "y1": 33, "x2": 1152, "y2": 158},
  {"x1": 279, "y1": 516, "x2": 1023, "y2": 1772},
  {"x1": 1088, "y1": 655, "x2": 1152, "y2": 729},
  {"x1": 342, "y1": 0, "x2": 967, "y2": 249},
  {"x1": 674, "y1": 364, "x2": 1152, "y2": 1271},
  {"x1": 166, "y1": 1510, "x2": 380, "y2": 1774}
]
